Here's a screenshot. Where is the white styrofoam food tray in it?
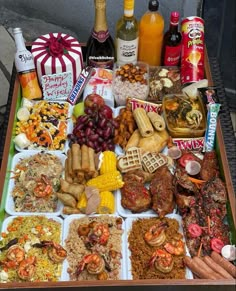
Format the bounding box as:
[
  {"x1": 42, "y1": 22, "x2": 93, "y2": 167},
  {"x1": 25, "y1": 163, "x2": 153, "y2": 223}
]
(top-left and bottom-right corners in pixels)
[
  {"x1": 61, "y1": 214, "x2": 127, "y2": 281},
  {"x1": 124, "y1": 213, "x2": 194, "y2": 280},
  {"x1": 15, "y1": 100, "x2": 73, "y2": 153},
  {"x1": 115, "y1": 189, "x2": 158, "y2": 218},
  {"x1": 1, "y1": 215, "x2": 64, "y2": 281},
  {"x1": 5, "y1": 150, "x2": 66, "y2": 216}
]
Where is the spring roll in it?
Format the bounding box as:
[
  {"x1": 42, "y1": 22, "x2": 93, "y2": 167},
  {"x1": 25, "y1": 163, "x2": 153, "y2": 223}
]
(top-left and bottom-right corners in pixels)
[
  {"x1": 63, "y1": 206, "x2": 81, "y2": 215},
  {"x1": 56, "y1": 192, "x2": 77, "y2": 208},
  {"x1": 60, "y1": 178, "x2": 84, "y2": 200},
  {"x1": 65, "y1": 158, "x2": 73, "y2": 183},
  {"x1": 71, "y1": 143, "x2": 82, "y2": 171},
  {"x1": 67, "y1": 149, "x2": 74, "y2": 177},
  {"x1": 88, "y1": 147, "x2": 97, "y2": 177},
  {"x1": 81, "y1": 144, "x2": 90, "y2": 172}
]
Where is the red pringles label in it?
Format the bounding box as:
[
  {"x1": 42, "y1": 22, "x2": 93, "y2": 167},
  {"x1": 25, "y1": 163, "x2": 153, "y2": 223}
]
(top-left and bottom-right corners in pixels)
[{"x1": 181, "y1": 16, "x2": 205, "y2": 85}]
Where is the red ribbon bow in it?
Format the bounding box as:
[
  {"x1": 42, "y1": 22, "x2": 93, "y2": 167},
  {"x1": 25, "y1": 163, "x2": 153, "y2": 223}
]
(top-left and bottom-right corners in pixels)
[{"x1": 46, "y1": 36, "x2": 70, "y2": 57}]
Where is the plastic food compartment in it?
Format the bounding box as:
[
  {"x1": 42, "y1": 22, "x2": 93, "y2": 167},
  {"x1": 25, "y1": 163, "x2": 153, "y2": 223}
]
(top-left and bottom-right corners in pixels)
[
  {"x1": 124, "y1": 214, "x2": 194, "y2": 280},
  {"x1": 162, "y1": 94, "x2": 207, "y2": 138},
  {"x1": 14, "y1": 100, "x2": 73, "y2": 153},
  {"x1": 61, "y1": 214, "x2": 127, "y2": 281},
  {"x1": 112, "y1": 62, "x2": 149, "y2": 106},
  {"x1": 147, "y1": 66, "x2": 182, "y2": 103},
  {"x1": 0, "y1": 215, "x2": 64, "y2": 282},
  {"x1": 5, "y1": 150, "x2": 66, "y2": 216}
]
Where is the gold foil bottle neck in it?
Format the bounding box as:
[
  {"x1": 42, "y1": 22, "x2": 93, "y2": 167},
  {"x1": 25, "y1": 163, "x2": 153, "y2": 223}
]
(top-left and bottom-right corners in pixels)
[{"x1": 95, "y1": 0, "x2": 106, "y2": 10}]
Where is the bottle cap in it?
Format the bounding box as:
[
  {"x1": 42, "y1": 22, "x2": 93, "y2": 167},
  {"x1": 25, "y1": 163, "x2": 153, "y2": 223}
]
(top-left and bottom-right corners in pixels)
[
  {"x1": 13, "y1": 27, "x2": 22, "y2": 34},
  {"x1": 170, "y1": 11, "x2": 180, "y2": 24},
  {"x1": 148, "y1": 0, "x2": 159, "y2": 11}
]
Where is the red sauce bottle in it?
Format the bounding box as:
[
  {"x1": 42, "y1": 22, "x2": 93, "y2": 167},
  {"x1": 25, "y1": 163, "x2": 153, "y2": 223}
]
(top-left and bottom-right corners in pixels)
[{"x1": 162, "y1": 11, "x2": 182, "y2": 66}]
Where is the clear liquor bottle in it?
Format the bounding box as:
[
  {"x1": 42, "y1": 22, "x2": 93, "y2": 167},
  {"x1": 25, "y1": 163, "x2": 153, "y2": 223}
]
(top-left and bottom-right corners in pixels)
[{"x1": 116, "y1": 0, "x2": 139, "y2": 65}]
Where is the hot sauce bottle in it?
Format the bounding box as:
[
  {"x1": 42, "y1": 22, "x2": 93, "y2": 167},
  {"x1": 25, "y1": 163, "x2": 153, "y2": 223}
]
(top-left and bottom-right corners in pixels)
[
  {"x1": 162, "y1": 11, "x2": 182, "y2": 66},
  {"x1": 13, "y1": 27, "x2": 42, "y2": 100}
]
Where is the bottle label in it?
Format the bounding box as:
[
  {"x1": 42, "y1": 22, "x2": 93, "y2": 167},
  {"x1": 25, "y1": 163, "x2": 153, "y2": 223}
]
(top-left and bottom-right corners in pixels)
[
  {"x1": 92, "y1": 30, "x2": 110, "y2": 43},
  {"x1": 116, "y1": 38, "x2": 138, "y2": 64},
  {"x1": 164, "y1": 45, "x2": 181, "y2": 66},
  {"x1": 15, "y1": 51, "x2": 35, "y2": 73}
]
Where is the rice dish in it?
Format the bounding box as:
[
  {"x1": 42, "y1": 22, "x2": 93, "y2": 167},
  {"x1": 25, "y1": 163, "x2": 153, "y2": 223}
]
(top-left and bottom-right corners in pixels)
[
  {"x1": 128, "y1": 217, "x2": 186, "y2": 279},
  {"x1": 65, "y1": 216, "x2": 123, "y2": 280},
  {"x1": 11, "y1": 152, "x2": 63, "y2": 213},
  {"x1": 0, "y1": 216, "x2": 64, "y2": 283}
]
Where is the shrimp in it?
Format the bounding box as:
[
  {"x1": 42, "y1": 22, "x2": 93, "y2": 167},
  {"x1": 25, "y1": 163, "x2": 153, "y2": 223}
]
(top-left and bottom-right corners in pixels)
[
  {"x1": 164, "y1": 239, "x2": 185, "y2": 256},
  {"x1": 33, "y1": 174, "x2": 53, "y2": 198},
  {"x1": 6, "y1": 245, "x2": 25, "y2": 264},
  {"x1": 76, "y1": 254, "x2": 105, "y2": 276},
  {"x1": 93, "y1": 223, "x2": 110, "y2": 245},
  {"x1": 148, "y1": 249, "x2": 174, "y2": 274},
  {"x1": 17, "y1": 256, "x2": 36, "y2": 280},
  {"x1": 144, "y1": 222, "x2": 168, "y2": 246},
  {"x1": 32, "y1": 241, "x2": 67, "y2": 263}
]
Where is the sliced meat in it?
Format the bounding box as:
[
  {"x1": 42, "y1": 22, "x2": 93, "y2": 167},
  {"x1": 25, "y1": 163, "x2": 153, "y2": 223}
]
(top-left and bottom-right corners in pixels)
[{"x1": 85, "y1": 186, "x2": 100, "y2": 215}]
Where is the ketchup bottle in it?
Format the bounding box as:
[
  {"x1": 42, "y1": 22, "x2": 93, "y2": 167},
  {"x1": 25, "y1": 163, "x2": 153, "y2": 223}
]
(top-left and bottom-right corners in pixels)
[{"x1": 162, "y1": 11, "x2": 182, "y2": 66}]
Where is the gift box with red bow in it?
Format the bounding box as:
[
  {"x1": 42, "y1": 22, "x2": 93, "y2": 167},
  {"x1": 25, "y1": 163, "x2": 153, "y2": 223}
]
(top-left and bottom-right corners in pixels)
[{"x1": 31, "y1": 32, "x2": 83, "y2": 85}]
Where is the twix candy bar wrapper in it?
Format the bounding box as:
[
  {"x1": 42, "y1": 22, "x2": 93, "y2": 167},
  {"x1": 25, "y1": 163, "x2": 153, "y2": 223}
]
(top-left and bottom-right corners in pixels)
[
  {"x1": 172, "y1": 137, "x2": 205, "y2": 151},
  {"x1": 127, "y1": 97, "x2": 162, "y2": 114},
  {"x1": 204, "y1": 103, "x2": 221, "y2": 152}
]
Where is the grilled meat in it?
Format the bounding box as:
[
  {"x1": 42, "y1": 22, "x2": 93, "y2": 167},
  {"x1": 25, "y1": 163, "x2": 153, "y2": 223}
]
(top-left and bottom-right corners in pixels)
[
  {"x1": 200, "y1": 151, "x2": 219, "y2": 180},
  {"x1": 121, "y1": 180, "x2": 151, "y2": 213},
  {"x1": 149, "y1": 166, "x2": 174, "y2": 217}
]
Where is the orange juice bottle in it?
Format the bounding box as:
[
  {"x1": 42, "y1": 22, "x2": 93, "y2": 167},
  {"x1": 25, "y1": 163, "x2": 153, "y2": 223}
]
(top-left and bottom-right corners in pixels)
[
  {"x1": 138, "y1": 0, "x2": 164, "y2": 66},
  {"x1": 13, "y1": 28, "x2": 42, "y2": 100}
]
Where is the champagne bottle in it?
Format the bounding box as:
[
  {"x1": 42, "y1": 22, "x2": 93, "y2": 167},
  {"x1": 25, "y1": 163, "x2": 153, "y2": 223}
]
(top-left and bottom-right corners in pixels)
[
  {"x1": 162, "y1": 11, "x2": 182, "y2": 66},
  {"x1": 116, "y1": 0, "x2": 139, "y2": 64},
  {"x1": 13, "y1": 27, "x2": 42, "y2": 100},
  {"x1": 86, "y1": 0, "x2": 115, "y2": 69}
]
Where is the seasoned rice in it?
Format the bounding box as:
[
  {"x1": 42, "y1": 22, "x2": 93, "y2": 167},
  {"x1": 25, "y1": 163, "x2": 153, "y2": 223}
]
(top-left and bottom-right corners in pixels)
[
  {"x1": 128, "y1": 217, "x2": 186, "y2": 279},
  {"x1": 0, "y1": 216, "x2": 63, "y2": 282},
  {"x1": 65, "y1": 215, "x2": 123, "y2": 280}
]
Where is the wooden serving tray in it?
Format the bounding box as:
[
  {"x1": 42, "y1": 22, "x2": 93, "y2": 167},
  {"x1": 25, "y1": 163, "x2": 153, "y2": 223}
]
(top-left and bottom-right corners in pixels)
[{"x1": 0, "y1": 53, "x2": 235, "y2": 291}]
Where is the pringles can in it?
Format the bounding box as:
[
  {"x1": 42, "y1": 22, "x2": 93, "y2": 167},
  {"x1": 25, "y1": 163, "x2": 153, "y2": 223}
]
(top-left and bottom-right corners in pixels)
[{"x1": 180, "y1": 16, "x2": 205, "y2": 85}]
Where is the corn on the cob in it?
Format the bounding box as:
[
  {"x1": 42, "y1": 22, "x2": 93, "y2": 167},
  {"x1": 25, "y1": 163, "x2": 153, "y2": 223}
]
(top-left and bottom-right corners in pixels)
[
  {"x1": 86, "y1": 171, "x2": 124, "y2": 192},
  {"x1": 100, "y1": 151, "x2": 117, "y2": 175},
  {"x1": 97, "y1": 191, "x2": 115, "y2": 214},
  {"x1": 133, "y1": 108, "x2": 154, "y2": 137},
  {"x1": 77, "y1": 192, "x2": 87, "y2": 213}
]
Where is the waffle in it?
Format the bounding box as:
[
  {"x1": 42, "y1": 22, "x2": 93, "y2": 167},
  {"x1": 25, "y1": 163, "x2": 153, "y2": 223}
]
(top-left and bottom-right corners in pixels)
[
  {"x1": 141, "y1": 152, "x2": 167, "y2": 173},
  {"x1": 117, "y1": 147, "x2": 142, "y2": 173}
]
